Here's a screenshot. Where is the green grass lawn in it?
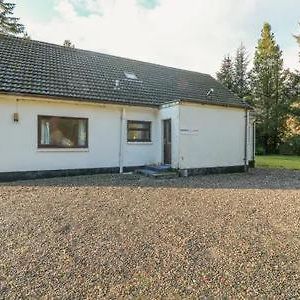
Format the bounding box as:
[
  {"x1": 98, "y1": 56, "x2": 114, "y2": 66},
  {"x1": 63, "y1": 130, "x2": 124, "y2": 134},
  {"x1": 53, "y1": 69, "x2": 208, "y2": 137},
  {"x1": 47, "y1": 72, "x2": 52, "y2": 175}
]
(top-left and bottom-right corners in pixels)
[{"x1": 256, "y1": 155, "x2": 300, "y2": 170}]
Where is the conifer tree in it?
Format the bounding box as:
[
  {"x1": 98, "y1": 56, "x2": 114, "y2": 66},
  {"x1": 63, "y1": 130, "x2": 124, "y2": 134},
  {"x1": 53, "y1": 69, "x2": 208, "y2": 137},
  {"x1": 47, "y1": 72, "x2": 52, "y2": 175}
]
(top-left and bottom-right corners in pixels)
[
  {"x1": 283, "y1": 70, "x2": 300, "y2": 124},
  {"x1": 216, "y1": 55, "x2": 234, "y2": 90},
  {"x1": 23, "y1": 31, "x2": 30, "y2": 40},
  {"x1": 0, "y1": 0, "x2": 24, "y2": 35},
  {"x1": 250, "y1": 22, "x2": 288, "y2": 153},
  {"x1": 295, "y1": 25, "x2": 300, "y2": 64},
  {"x1": 232, "y1": 43, "x2": 249, "y2": 99},
  {"x1": 63, "y1": 40, "x2": 75, "y2": 48}
]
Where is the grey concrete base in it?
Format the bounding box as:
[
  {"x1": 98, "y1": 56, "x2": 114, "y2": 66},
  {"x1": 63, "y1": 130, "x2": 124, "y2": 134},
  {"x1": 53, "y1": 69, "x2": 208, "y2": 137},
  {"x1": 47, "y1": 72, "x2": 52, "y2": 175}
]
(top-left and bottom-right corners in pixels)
[
  {"x1": 0, "y1": 165, "x2": 247, "y2": 182},
  {"x1": 181, "y1": 165, "x2": 245, "y2": 177},
  {"x1": 0, "y1": 166, "x2": 141, "y2": 182}
]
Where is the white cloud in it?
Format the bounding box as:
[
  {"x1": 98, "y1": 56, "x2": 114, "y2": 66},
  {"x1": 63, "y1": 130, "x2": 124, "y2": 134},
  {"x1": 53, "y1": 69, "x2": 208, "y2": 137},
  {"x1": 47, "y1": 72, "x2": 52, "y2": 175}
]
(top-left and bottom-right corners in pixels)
[
  {"x1": 283, "y1": 45, "x2": 299, "y2": 72},
  {"x1": 56, "y1": 0, "x2": 77, "y2": 20},
  {"x1": 69, "y1": 0, "x2": 112, "y2": 15},
  {"x1": 19, "y1": 0, "x2": 299, "y2": 75}
]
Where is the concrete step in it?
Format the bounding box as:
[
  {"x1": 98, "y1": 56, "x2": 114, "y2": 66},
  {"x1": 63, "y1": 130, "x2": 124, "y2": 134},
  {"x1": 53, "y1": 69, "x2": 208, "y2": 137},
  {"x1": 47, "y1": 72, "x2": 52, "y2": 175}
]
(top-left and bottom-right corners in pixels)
[{"x1": 144, "y1": 165, "x2": 172, "y2": 172}]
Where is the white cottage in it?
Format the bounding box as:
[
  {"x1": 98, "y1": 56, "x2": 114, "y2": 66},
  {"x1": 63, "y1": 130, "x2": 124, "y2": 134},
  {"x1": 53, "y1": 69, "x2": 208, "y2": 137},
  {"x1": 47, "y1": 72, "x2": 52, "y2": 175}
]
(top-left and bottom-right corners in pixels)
[{"x1": 0, "y1": 35, "x2": 255, "y2": 181}]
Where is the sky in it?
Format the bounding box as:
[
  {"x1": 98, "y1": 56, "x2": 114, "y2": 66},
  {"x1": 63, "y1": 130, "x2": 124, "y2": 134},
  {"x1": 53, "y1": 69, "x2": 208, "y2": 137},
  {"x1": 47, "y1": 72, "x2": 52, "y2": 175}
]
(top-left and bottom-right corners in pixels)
[{"x1": 13, "y1": 0, "x2": 300, "y2": 76}]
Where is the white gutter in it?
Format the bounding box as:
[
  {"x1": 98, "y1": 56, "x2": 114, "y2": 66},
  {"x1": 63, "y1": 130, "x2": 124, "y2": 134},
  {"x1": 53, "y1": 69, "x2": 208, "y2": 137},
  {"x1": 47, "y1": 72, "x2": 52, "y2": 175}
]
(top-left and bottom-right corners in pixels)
[{"x1": 119, "y1": 108, "x2": 125, "y2": 173}]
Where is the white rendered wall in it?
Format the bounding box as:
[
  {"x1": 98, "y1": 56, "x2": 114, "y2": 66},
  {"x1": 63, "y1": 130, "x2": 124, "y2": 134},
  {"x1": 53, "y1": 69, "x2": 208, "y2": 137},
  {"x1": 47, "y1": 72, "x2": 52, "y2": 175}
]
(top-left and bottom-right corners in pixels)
[
  {"x1": 123, "y1": 108, "x2": 160, "y2": 167},
  {"x1": 0, "y1": 95, "x2": 251, "y2": 173},
  {"x1": 0, "y1": 95, "x2": 160, "y2": 173},
  {"x1": 248, "y1": 116, "x2": 255, "y2": 162},
  {"x1": 178, "y1": 103, "x2": 247, "y2": 169},
  {"x1": 158, "y1": 104, "x2": 180, "y2": 168}
]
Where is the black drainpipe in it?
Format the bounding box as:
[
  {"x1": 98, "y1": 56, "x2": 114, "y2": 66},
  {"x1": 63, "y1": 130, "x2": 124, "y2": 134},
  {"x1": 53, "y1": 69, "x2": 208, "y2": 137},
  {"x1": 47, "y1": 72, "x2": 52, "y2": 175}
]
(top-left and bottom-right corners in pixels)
[{"x1": 244, "y1": 109, "x2": 248, "y2": 172}]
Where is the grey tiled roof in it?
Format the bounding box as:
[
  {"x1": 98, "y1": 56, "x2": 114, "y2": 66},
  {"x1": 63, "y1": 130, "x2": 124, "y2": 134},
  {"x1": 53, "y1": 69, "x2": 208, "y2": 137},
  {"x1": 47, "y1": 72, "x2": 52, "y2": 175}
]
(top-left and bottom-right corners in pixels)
[{"x1": 0, "y1": 35, "x2": 247, "y2": 108}]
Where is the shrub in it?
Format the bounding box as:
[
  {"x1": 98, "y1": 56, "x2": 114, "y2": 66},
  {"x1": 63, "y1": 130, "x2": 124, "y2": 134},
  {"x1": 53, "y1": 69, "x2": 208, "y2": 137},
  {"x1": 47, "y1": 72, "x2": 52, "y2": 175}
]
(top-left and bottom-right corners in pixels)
[
  {"x1": 279, "y1": 142, "x2": 294, "y2": 155},
  {"x1": 256, "y1": 146, "x2": 265, "y2": 155},
  {"x1": 279, "y1": 136, "x2": 300, "y2": 156}
]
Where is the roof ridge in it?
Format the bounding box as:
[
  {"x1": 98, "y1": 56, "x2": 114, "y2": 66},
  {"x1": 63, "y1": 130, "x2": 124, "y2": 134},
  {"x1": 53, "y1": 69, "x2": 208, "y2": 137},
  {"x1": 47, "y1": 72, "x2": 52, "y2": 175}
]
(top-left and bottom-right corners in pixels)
[{"x1": 0, "y1": 34, "x2": 211, "y2": 77}]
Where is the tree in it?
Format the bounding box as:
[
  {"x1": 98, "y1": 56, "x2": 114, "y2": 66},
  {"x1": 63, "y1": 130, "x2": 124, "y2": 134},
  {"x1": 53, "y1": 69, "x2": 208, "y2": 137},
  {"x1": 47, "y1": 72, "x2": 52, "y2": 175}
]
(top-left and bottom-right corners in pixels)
[
  {"x1": 296, "y1": 34, "x2": 300, "y2": 47},
  {"x1": 22, "y1": 31, "x2": 30, "y2": 40},
  {"x1": 282, "y1": 70, "x2": 300, "y2": 135},
  {"x1": 0, "y1": 0, "x2": 24, "y2": 35},
  {"x1": 250, "y1": 22, "x2": 288, "y2": 154},
  {"x1": 216, "y1": 55, "x2": 234, "y2": 90},
  {"x1": 232, "y1": 43, "x2": 249, "y2": 99},
  {"x1": 63, "y1": 39, "x2": 75, "y2": 48},
  {"x1": 295, "y1": 24, "x2": 300, "y2": 65},
  {"x1": 295, "y1": 23, "x2": 300, "y2": 47}
]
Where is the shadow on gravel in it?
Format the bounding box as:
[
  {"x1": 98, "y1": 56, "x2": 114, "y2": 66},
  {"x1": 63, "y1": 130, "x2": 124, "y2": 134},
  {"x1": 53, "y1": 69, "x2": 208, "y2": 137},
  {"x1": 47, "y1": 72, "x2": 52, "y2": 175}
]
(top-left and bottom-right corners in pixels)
[{"x1": 1, "y1": 168, "x2": 300, "y2": 190}]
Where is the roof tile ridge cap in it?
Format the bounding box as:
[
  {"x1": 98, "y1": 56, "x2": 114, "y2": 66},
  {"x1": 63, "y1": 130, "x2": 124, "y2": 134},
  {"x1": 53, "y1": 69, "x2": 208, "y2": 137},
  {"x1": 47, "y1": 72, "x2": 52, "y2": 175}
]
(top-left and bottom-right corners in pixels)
[{"x1": 0, "y1": 34, "x2": 79, "y2": 52}]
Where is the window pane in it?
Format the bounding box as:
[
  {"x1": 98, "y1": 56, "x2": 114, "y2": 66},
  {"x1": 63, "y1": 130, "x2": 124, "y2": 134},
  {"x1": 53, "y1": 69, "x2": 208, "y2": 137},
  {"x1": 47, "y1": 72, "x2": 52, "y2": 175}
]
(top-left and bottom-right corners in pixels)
[
  {"x1": 127, "y1": 121, "x2": 151, "y2": 142},
  {"x1": 128, "y1": 122, "x2": 150, "y2": 130},
  {"x1": 39, "y1": 116, "x2": 88, "y2": 148},
  {"x1": 128, "y1": 130, "x2": 150, "y2": 141}
]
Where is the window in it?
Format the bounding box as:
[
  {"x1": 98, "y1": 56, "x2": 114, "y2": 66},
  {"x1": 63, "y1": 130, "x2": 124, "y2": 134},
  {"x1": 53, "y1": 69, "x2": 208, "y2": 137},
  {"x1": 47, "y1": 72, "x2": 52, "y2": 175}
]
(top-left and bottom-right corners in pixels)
[
  {"x1": 127, "y1": 121, "x2": 151, "y2": 142},
  {"x1": 124, "y1": 71, "x2": 138, "y2": 80},
  {"x1": 38, "y1": 115, "x2": 88, "y2": 148}
]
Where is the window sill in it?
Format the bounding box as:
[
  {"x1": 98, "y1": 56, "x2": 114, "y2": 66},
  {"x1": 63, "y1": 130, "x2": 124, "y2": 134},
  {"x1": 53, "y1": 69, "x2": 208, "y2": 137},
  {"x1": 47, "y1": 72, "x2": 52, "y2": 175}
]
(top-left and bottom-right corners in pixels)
[
  {"x1": 37, "y1": 148, "x2": 89, "y2": 152},
  {"x1": 127, "y1": 141, "x2": 153, "y2": 145}
]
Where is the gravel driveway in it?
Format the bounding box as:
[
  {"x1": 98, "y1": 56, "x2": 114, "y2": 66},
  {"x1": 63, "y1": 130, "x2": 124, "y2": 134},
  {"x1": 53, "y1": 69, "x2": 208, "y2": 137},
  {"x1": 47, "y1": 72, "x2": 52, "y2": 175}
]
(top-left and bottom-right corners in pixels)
[{"x1": 0, "y1": 168, "x2": 300, "y2": 298}]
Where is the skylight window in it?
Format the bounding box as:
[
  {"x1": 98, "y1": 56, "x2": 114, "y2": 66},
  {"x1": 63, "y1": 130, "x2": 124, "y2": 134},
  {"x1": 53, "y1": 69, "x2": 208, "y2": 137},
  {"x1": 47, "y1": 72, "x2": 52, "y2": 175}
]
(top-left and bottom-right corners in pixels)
[{"x1": 124, "y1": 71, "x2": 138, "y2": 80}]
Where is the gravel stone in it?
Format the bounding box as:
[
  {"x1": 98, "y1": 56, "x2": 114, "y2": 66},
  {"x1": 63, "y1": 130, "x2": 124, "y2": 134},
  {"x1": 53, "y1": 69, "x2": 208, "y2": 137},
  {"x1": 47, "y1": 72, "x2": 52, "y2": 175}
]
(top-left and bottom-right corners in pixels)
[{"x1": 0, "y1": 168, "x2": 299, "y2": 298}]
